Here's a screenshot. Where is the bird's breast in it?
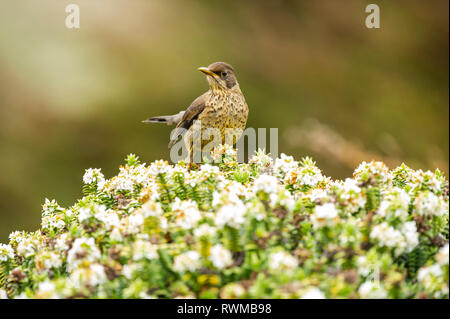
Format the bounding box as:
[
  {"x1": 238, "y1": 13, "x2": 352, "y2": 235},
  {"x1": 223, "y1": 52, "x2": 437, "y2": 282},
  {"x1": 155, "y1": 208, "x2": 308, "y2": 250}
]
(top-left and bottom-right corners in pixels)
[
  {"x1": 200, "y1": 92, "x2": 248, "y2": 130},
  {"x1": 189, "y1": 91, "x2": 248, "y2": 148}
]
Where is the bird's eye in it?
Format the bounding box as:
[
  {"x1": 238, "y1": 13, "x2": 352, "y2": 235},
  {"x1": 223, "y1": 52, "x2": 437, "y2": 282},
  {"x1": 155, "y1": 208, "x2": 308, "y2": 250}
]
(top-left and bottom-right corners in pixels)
[{"x1": 221, "y1": 71, "x2": 227, "y2": 77}]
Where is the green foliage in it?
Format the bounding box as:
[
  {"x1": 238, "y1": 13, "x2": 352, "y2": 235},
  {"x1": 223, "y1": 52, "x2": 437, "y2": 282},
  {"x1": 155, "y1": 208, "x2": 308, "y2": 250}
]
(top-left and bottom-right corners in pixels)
[
  {"x1": 0, "y1": 264, "x2": 7, "y2": 288},
  {"x1": 404, "y1": 246, "x2": 434, "y2": 278},
  {"x1": 0, "y1": 150, "x2": 448, "y2": 299},
  {"x1": 365, "y1": 187, "x2": 381, "y2": 212},
  {"x1": 125, "y1": 154, "x2": 141, "y2": 167}
]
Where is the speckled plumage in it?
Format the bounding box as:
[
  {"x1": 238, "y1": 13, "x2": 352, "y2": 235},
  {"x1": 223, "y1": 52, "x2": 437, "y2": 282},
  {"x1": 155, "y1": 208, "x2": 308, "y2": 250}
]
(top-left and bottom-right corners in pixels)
[
  {"x1": 144, "y1": 62, "x2": 249, "y2": 161},
  {"x1": 190, "y1": 84, "x2": 248, "y2": 144}
]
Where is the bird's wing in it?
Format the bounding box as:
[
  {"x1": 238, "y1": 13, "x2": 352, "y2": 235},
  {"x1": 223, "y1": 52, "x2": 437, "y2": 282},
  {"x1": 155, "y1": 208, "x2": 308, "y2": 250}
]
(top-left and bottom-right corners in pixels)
[{"x1": 168, "y1": 93, "x2": 208, "y2": 148}]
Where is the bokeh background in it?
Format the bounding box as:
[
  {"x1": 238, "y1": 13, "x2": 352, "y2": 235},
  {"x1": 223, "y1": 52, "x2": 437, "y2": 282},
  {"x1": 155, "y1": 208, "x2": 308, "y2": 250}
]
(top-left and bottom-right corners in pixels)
[{"x1": 0, "y1": 0, "x2": 448, "y2": 242}]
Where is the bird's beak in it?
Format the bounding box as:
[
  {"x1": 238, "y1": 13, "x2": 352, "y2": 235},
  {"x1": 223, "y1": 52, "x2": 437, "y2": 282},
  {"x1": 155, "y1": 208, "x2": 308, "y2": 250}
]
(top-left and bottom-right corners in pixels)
[{"x1": 198, "y1": 67, "x2": 219, "y2": 79}]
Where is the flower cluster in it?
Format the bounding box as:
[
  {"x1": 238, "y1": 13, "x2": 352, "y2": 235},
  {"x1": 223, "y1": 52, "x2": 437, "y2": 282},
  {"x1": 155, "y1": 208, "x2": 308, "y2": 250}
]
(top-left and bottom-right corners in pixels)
[{"x1": 0, "y1": 149, "x2": 448, "y2": 299}]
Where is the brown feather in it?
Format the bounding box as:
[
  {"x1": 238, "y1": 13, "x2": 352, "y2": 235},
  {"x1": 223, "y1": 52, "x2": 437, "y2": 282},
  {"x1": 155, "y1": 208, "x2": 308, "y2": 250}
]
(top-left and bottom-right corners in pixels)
[{"x1": 168, "y1": 93, "x2": 207, "y2": 148}]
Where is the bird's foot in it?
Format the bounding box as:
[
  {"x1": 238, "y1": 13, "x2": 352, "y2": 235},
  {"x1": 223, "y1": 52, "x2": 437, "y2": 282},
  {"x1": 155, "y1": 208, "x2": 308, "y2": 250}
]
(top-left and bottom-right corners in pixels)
[{"x1": 187, "y1": 162, "x2": 200, "y2": 172}]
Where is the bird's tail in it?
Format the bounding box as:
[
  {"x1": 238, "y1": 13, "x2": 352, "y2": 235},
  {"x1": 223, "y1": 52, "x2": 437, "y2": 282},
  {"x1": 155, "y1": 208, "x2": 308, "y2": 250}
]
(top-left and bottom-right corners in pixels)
[{"x1": 142, "y1": 111, "x2": 185, "y2": 126}]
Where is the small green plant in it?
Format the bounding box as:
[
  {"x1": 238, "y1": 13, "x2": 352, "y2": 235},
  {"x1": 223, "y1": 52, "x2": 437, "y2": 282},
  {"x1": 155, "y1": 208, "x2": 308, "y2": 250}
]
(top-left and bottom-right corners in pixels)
[{"x1": 0, "y1": 147, "x2": 448, "y2": 299}]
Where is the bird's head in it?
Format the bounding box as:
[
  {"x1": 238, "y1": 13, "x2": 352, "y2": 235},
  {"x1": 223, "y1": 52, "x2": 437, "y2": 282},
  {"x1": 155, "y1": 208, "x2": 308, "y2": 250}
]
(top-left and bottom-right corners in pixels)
[{"x1": 198, "y1": 62, "x2": 238, "y2": 92}]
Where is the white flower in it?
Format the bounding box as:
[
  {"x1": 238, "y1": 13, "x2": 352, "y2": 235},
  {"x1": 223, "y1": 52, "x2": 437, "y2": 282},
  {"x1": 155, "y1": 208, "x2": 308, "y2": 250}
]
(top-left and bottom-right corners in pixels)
[
  {"x1": 370, "y1": 222, "x2": 418, "y2": 256},
  {"x1": 414, "y1": 191, "x2": 446, "y2": 217},
  {"x1": 172, "y1": 199, "x2": 202, "y2": 230},
  {"x1": 354, "y1": 161, "x2": 389, "y2": 185},
  {"x1": 288, "y1": 158, "x2": 324, "y2": 187},
  {"x1": 417, "y1": 263, "x2": 447, "y2": 297},
  {"x1": 436, "y1": 244, "x2": 449, "y2": 266},
  {"x1": 69, "y1": 263, "x2": 106, "y2": 287},
  {"x1": 110, "y1": 226, "x2": 125, "y2": 242},
  {"x1": 209, "y1": 244, "x2": 233, "y2": 269},
  {"x1": 129, "y1": 164, "x2": 151, "y2": 185},
  {"x1": 335, "y1": 178, "x2": 366, "y2": 213},
  {"x1": 273, "y1": 153, "x2": 298, "y2": 178},
  {"x1": 194, "y1": 224, "x2": 216, "y2": 238},
  {"x1": 400, "y1": 221, "x2": 419, "y2": 253},
  {"x1": 122, "y1": 263, "x2": 141, "y2": 279},
  {"x1": 299, "y1": 169, "x2": 323, "y2": 187},
  {"x1": 300, "y1": 287, "x2": 326, "y2": 299},
  {"x1": 211, "y1": 144, "x2": 237, "y2": 162},
  {"x1": 212, "y1": 191, "x2": 222, "y2": 207},
  {"x1": 411, "y1": 170, "x2": 445, "y2": 193},
  {"x1": 94, "y1": 208, "x2": 120, "y2": 230},
  {"x1": 358, "y1": 281, "x2": 387, "y2": 298},
  {"x1": 200, "y1": 163, "x2": 220, "y2": 175},
  {"x1": 35, "y1": 280, "x2": 59, "y2": 299},
  {"x1": 305, "y1": 188, "x2": 329, "y2": 202},
  {"x1": 160, "y1": 217, "x2": 168, "y2": 230},
  {"x1": 78, "y1": 207, "x2": 93, "y2": 223},
  {"x1": 127, "y1": 211, "x2": 144, "y2": 233},
  {"x1": 105, "y1": 163, "x2": 153, "y2": 192},
  {"x1": 268, "y1": 251, "x2": 298, "y2": 272},
  {"x1": 173, "y1": 251, "x2": 201, "y2": 273},
  {"x1": 132, "y1": 240, "x2": 158, "y2": 261},
  {"x1": 141, "y1": 201, "x2": 163, "y2": 218},
  {"x1": 377, "y1": 188, "x2": 410, "y2": 219},
  {"x1": 356, "y1": 256, "x2": 372, "y2": 277},
  {"x1": 343, "y1": 178, "x2": 361, "y2": 193},
  {"x1": 16, "y1": 238, "x2": 37, "y2": 258},
  {"x1": 41, "y1": 214, "x2": 65, "y2": 231},
  {"x1": 8, "y1": 231, "x2": 24, "y2": 245},
  {"x1": 0, "y1": 244, "x2": 14, "y2": 262},
  {"x1": 249, "y1": 149, "x2": 273, "y2": 172},
  {"x1": 418, "y1": 264, "x2": 443, "y2": 283},
  {"x1": 65, "y1": 209, "x2": 73, "y2": 218},
  {"x1": 35, "y1": 251, "x2": 62, "y2": 271},
  {"x1": 214, "y1": 180, "x2": 249, "y2": 206},
  {"x1": 2, "y1": 152, "x2": 449, "y2": 299},
  {"x1": 272, "y1": 190, "x2": 296, "y2": 211},
  {"x1": 114, "y1": 176, "x2": 135, "y2": 192},
  {"x1": 370, "y1": 220, "x2": 418, "y2": 256},
  {"x1": 54, "y1": 233, "x2": 69, "y2": 251},
  {"x1": 215, "y1": 203, "x2": 246, "y2": 228},
  {"x1": 83, "y1": 168, "x2": 105, "y2": 188},
  {"x1": 41, "y1": 199, "x2": 66, "y2": 230},
  {"x1": 148, "y1": 159, "x2": 171, "y2": 176},
  {"x1": 67, "y1": 238, "x2": 101, "y2": 270},
  {"x1": 370, "y1": 223, "x2": 403, "y2": 252},
  {"x1": 253, "y1": 174, "x2": 279, "y2": 194},
  {"x1": 311, "y1": 203, "x2": 339, "y2": 228},
  {"x1": 220, "y1": 283, "x2": 246, "y2": 298},
  {"x1": 0, "y1": 289, "x2": 8, "y2": 299},
  {"x1": 41, "y1": 199, "x2": 63, "y2": 216}
]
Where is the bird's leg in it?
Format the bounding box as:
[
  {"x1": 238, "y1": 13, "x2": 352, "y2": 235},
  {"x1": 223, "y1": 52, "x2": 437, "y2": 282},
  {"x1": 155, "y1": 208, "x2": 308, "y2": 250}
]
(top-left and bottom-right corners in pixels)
[
  {"x1": 186, "y1": 145, "x2": 202, "y2": 172},
  {"x1": 187, "y1": 144, "x2": 194, "y2": 172}
]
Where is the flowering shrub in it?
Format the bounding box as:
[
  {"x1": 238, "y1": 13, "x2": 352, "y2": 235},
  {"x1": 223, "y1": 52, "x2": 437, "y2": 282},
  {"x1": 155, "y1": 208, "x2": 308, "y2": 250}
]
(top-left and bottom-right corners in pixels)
[{"x1": 0, "y1": 148, "x2": 448, "y2": 299}]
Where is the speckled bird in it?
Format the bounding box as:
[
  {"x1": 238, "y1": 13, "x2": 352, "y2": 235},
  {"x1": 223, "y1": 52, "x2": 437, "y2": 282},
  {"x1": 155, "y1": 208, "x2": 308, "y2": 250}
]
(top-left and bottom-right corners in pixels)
[{"x1": 143, "y1": 62, "x2": 249, "y2": 161}]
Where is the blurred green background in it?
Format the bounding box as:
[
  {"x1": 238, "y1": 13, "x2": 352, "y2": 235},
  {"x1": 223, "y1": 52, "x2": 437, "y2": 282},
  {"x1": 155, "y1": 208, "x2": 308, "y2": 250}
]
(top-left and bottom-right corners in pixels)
[{"x1": 0, "y1": 0, "x2": 448, "y2": 243}]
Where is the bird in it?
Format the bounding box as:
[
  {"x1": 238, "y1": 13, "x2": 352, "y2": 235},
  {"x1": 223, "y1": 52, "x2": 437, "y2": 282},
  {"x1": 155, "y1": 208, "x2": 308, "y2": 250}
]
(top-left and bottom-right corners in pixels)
[{"x1": 143, "y1": 62, "x2": 249, "y2": 163}]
